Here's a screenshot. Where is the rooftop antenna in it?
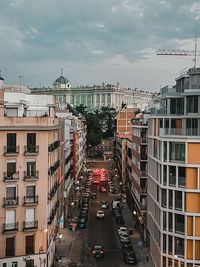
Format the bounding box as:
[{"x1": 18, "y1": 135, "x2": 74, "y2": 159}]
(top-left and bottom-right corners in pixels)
[
  {"x1": 61, "y1": 68, "x2": 64, "y2": 76},
  {"x1": 18, "y1": 75, "x2": 24, "y2": 92}
]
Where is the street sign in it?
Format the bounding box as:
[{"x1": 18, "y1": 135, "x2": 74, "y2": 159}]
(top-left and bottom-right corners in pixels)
[{"x1": 137, "y1": 241, "x2": 143, "y2": 247}]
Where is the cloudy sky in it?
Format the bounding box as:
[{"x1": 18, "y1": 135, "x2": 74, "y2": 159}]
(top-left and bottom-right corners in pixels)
[{"x1": 0, "y1": 0, "x2": 200, "y2": 92}]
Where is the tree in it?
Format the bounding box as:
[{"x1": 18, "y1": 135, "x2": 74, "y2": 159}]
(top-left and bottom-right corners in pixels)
[
  {"x1": 80, "y1": 239, "x2": 95, "y2": 267},
  {"x1": 75, "y1": 104, "x2": 87, "y2": 116}
]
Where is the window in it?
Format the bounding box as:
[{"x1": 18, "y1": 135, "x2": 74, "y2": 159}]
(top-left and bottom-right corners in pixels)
[
  {"x1": 168, "y1": 190, "x2": 173, "y2": 209},
  {"x1": 7, "y1": 161, "x2": 16, "y2": 178},
  {"x1": 163, "y1": 211, "x2": 166, "y2": 231},
  {"x1": 26, "y1": 185, "x2": 35, "y2": 198},
  {"x1": 163, "y1": 234, "x2": 166, "y2": 253},
  {"x1": 6, "y1": 237, "x2": 15, "y2": 257},
  {"x1": 27, "y1": 161, "x2": 36, "y2": 176},
  {"x1": 27, "y1": 133, "x2": 36, "y2": 152},
  {"x1": 175, "y1": 191, "x2": 182, "y2": 211},
  {"x1": 6, "y1": 186, "x2": 16, "y2": 199},
  {"x1": 25, "y1": 259, "x2": 34, "y2": 267},
  {"x1": 175, "y1": 214, "x2": 185, "y2": 234},
  {"x1": 162, "y1": 189, "x2": 167, "y2": 208},
  {"x1": 7, "y1": 133, "x2": 16, "y2": 153},
  {"x1": 163, "y1": 142, "x2": 167, "y2": 162},
  {"x1": 168, "y1": 212, "x2": 173, "y2": 232},
  {"x1": 175, "y1": 237, "x2": 184, "y2": 257},
  {"x1": 168, "y1": 235, "x2": 172, "y2": 254},
  {"x1": 163, "y1": 165, "x2": 167, "y2": 185},
  {"x1": 164, "y1": 119, "x2": 169, "y2": 128},
  {"x1": 187, "y1": 96, "x2": 198, "y2": 113},
  {"x1": 26, "y1": 235, "x2": 34, "y2": 254},
  {"x1": 178, "y1": 167, "x2": 185, "y2": 188},
  {"x1": 170, "y1": 143, "x2": 185, "y2": 162},
  {"x1": 12, "y1": 262, "x2": 18, "y2": 267},
  {"x1": 169, "y1": 166, "x2": 176, "y2": 186}
]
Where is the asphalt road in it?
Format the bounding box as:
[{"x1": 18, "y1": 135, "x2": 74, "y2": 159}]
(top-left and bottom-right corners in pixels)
[{"x1": 77, "y1": 180, "x2": 124, "y2": 267}]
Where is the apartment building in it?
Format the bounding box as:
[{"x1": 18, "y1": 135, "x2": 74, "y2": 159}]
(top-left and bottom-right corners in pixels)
[
  {"x1": 148, "y1": 67, "x2": 200, "y2": 267},
  {"x1": 0, "y1": 88, "x2": 64, "y2": 267},
  {"x1": 128, "y1": 113, "x2": 148, "y2": 240},
  {"x1": 56, "y1": 107, "x2": 86, "y2": 225}
]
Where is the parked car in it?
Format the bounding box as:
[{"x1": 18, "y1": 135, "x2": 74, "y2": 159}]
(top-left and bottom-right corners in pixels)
[
  {"x1": 118, "y1": 227, "x2": 128, "y2": 236},
  {"x1": 100, "y1": 187, "x2": 107, "y2": 192},
  {"x1": 91, "y1": 192, "x2": 97, "y2": 199},
  {"x1": 77, "y1": 218, "x2": 87, "y2": 228},
  {"x1": 96, "y1": 210, "x2": 104, "y2": 219},
  {"x1": 100, "y1": 201, "x2": 109, "y2": 209},
  {"x1": 83, "y1": 192, "x2": 90, "y2": 198},
  {"x1": 92, "y1": 245, "x2": 104, "y2": 258},
  {"x1": 120, "y1": 233, "x2": 130, "y2": 243},
  {"x1": 121, "y1": 241, "x2": 133, "y2": 252},
  {"x1": 122, "y1": 250, "x2": 137, "y2": 264}
]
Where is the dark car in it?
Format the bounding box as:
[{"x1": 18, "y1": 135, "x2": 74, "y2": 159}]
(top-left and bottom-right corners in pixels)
[
  {"x1": 122, "y1": 250, "x2": 137, "y2": 265},
  {"x1": 91, "y1": 192, "x2": 97, "y2": 199},
  {"x1": 81, "y1": 206, "x2": 89, "y2": 212},
  {"x1": 92, "y1": 245, "x2": 104, "y2": 258},
  {"x1": 121, "y1": 242, "x2": 133, "y2": 252},
  {"x1": 82, "y1": 197, "x2": 89, "y2": 204},
  {"x1": 77, "y1": 218, "x2": 87, "y2": 228},
  {"x1": 112, "y1": 189, "x2": 119, "y2": 194},
  {"x1": 82, "y1": 202, "x2": 89, "y2": 209},
  {"x1": 79, "y1": 214, "x2": 88, "y2": 221}
]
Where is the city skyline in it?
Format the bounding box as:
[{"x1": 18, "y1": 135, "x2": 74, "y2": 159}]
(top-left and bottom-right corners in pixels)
[{"x1": 0, "y1": 0, "x2": 200, "y2": 92}]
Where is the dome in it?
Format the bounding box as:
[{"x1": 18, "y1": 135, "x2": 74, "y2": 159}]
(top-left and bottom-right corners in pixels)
[{"x1": 55, "y1": 75, "x2": 70, "y2": 84}]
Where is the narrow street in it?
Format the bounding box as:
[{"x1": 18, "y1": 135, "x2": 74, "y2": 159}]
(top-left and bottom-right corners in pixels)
[{"x1": 55, "y1": 163, "x2": 154, "y2": 267}]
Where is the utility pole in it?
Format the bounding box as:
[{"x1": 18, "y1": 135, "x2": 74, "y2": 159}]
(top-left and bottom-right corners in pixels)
[{"x1": 18, "y1": 75, "x2": 24, "y2": 92}]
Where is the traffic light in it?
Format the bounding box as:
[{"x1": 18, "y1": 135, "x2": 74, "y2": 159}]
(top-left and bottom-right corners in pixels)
[{"x1": 58, "y1": 256, "x2": 62, "y2": 263}]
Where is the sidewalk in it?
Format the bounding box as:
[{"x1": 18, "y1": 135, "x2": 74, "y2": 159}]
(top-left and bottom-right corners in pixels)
[{"x1": 120, "y1": 200, "x2": 154, "y2": 267}]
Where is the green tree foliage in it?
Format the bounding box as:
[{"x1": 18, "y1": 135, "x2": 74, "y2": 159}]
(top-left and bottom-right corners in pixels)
[
  {"x1": 75, "y1": 105, "x2": 116, "y2": 147},
  {"x1": 80, "y1": 239, "x2": 95, "y2": 267}
]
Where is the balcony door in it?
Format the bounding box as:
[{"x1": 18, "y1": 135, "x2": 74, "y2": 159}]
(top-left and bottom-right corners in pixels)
[
  {"x1": 25, "y1": 209, "x2": 35, "y2": 228},
  {"x1": 27, "y1": 133, "x2": 36, "y2": 152},
  {"x1": 6, "y1": 186, "x2": 16, "y2": 200},
  {"x1": 7, "y1": 133, "x2": 16, "y2": 153},
  {"x1": 6, "y1": 237, "x2": 15, "y2": 257},
  {"x1": 6, "y1": 210, "x2": 16, "y2": 230}
]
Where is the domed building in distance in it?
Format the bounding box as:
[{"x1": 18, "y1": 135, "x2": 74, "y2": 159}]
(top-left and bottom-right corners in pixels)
[{"x1": 53, "y1": 74, "x2": 71, "y2": 90}]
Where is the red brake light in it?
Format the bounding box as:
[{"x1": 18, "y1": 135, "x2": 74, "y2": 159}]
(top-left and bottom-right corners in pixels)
[
  {"x1": 92, "y1": 251, "x2": 96, "y2": 254},
  {"x1": 100, "y1": 251, "x2": 104, "y2": 253}
]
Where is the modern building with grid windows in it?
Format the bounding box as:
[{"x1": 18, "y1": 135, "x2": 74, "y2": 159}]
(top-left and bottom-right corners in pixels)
[{"x1": 147, "y1": 67, "x2": 200, "y2": 267}]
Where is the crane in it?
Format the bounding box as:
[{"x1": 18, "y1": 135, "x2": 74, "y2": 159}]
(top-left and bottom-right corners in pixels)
[{"x1": 156, "y1": 30, "x2": 200, "y2": 68}]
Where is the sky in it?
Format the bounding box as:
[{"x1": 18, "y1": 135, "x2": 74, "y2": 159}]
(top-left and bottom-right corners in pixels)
[{"x1": 0, "y1": 0, "x2": 200, "y2": 92}]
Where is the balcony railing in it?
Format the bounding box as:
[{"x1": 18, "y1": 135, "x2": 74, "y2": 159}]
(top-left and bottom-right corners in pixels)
[
  {"x1": 141, "y1": 154, "x2": 147, "y2": 161},
  {"x1": 160, "y1": 128, "x2": 200, "y2": 137},
  {"x1": 141, "y1": 138, "x2": 148, "y2": 144},
  {"x1": 4, "y1": 222, "x2": 18, "y2": 233},
  {"x1": 48, "y1": 140, "x2": 60, "y2": 152},
  {"x1": 4, "y1": 171, "x2": 19, "y2": 182},
  {"x1": 24, "y1": 195, "x2": 39, "y2": 206},
  {"x1": 24, "y1": 145, "x2": 39, "y2": 155},
  {"x1": 23, "y1": 220, "x2": 38, "y2": 231},
  {"x1": 24, "y1": 170, "x2": 39, "y2": 181},
  {"x1": 4, "y1": 145, "x2": 19, "y2": 155},
  {"x1": 4, "y1": 197, "x2": 19, "y2": 207},
  {"x1": 141, "y1": 170, "x2": 148, "y2": 178}
]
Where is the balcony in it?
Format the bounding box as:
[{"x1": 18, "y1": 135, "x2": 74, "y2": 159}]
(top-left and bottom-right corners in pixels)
[
  {"x1": 24, "y1": 145, "x2": 39, "y2": 155},
  {"x1": 23, "y1": 220, "x2": 38, "y2": 231},
  {"x1": 141, "y1": 170, "x2": 148, "y2": 178},
  {"x1": 24, "y1": 195, "x2": 39, "y2": 206},
  {"x1": 24, "y1": 170, "x2": 39, "y2": 181},
  {"x1": 48, "y1": 140, "x2": 60, "y2": 152},
  {"x1": 3, "y1": 222, "x2": 18, "y2": 233},
  {"x1": 4, "y1": 171, "x2": 19, "y2": 182},
  {"x1": 141, "y1": 154, "x2": 147, "y2": 161},
  {"x1": 160, "y1": 128, "x2": 200, "y2": 137},
  {"x1": 141, "y1": 138, "x2": 148, "y2": 144},
  {"x1": 48, "y1": 160, "x2": 60, "y2": 176},
  {"x1": 4, "y1": 197, "x2": 19, "y2": 208},
  {"x1": 4, "y1": 145, "x2": 19, "y2": 156}
]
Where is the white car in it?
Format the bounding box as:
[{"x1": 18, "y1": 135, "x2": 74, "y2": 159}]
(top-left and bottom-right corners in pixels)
[
  {"x1": 96, "y1": 210, "x2": 104, "y2": 219},
  {"x1": 100, "y1": 201, "x2": 109, "y2": 209},
  {"x1": 118, "y1": 227, "x2": 128, "y2": 236},
  {"x1": 120, "y1": 233, "x2": 130, "y2": 243}
]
